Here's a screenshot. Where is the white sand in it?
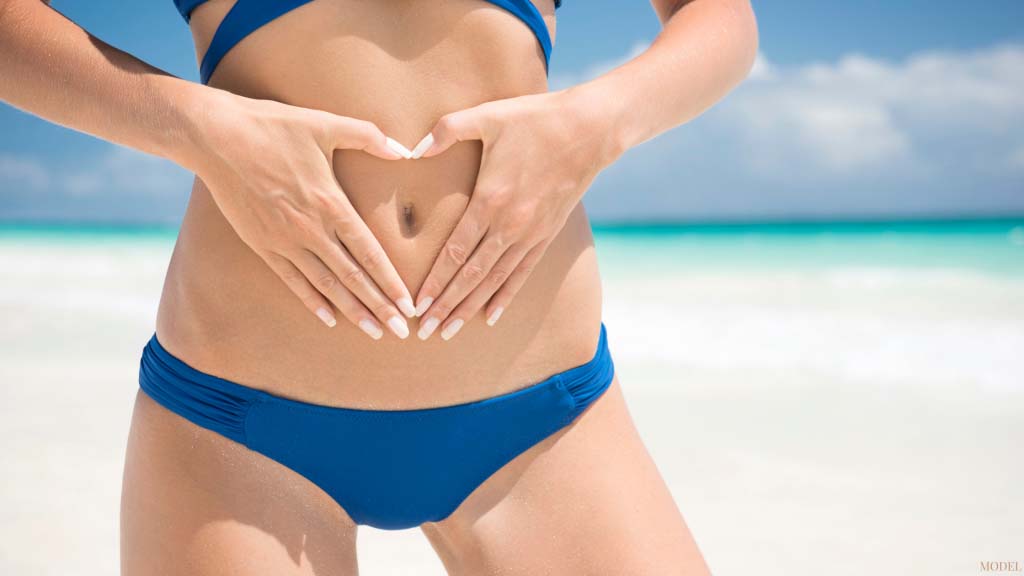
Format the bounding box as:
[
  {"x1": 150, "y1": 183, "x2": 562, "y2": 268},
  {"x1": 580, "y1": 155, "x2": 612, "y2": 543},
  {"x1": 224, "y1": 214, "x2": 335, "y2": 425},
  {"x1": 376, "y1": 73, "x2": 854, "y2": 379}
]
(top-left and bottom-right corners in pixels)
[{"x1": 1, "y1": 237, "x2": 1022, "y2": 575}]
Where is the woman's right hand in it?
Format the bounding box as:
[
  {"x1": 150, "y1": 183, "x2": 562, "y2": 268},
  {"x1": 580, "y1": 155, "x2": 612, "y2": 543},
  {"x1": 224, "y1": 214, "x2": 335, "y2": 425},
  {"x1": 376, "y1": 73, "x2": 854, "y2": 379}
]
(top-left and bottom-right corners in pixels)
[{"x1": 182, "y1": 88, "x2": 416, "y2": 340}]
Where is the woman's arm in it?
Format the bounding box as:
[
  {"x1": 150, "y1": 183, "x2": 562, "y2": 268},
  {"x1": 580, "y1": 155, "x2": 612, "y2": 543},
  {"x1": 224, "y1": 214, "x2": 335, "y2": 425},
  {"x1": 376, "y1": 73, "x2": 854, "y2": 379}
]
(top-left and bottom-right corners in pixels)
[
  {"x1": 0, "y1": 0, "x2": 207, "y2": 171},
  {"x1": 409, "y1": 0, "x2": 758, "y2": 340},
  {"x1": 568, "y1": 0, "x2": 759, "y2": 158},
  {"x1": 0, "y1": 0, "x2": 420, "y2": 339}
]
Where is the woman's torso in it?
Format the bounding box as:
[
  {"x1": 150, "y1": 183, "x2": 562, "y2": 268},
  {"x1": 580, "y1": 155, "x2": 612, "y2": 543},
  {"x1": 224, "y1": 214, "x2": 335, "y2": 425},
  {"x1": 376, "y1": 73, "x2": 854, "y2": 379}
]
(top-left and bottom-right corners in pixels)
[{"x1": 155, "y1": 0, "x2": 605, "y2": 409}]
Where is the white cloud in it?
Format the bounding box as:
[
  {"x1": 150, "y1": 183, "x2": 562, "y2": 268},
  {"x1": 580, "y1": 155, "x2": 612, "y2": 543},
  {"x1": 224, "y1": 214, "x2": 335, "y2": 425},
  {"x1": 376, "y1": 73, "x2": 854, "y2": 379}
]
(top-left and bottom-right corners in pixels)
[
  {"x1": 0, "y1": 155, "x2": 50, "y2": 191},
  {"x1": 558, "y1": 42, "x2": 1024, "y2": 175},
  {"x1": 574, "y1": 43, "x2": 1024, "y2": 220},
  {"x1": 62, "y1": 146, "x2": 192, "y2": 197},
  {"x1": 728, "y1": 83, "x2": 912, "y2": 174},
  {"x1": 748, "y1": 52, "x2": 776, "y2": 81},
  {"x1": 0, "y1": 146, "x2": 192, "y2": 223},
  {"x1": 1, "y1": 146, "x2": 191, "y2": 198},
  {"x1": 719, "y1": 46, "x2": 1024, "y2": 177}
]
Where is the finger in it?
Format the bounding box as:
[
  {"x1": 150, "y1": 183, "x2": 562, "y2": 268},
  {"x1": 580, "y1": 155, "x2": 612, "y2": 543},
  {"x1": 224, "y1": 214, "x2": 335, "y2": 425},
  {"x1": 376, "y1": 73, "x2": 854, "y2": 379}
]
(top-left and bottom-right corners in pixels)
[
  {"x1": 417, "y1": 233, "x2": 510, "y2": 341},
  {"x1": 261, "y1": 251, "x2": 340, "y2": 330},
  {"x1": 287, "y1": 249, "x2": 390, "y2": 340},
  {"x1": 483, "y1": 237, "x2": 552, "y2": 326},
  {"x1": 328, "y1": 116, "x2": 408, "y2": 160},
  {"x1": 295, "y1": 247, "x2": 410, "y2": 340},
  {"x1": 331, "y1": 208, "x2": 417, "y2": 318},
  {"x1": 312, "y1": 233, "x2": 412, "y2": 338},
  {"x1": 413, "y1": 199, "x2": 489, "y2": 319},
  {"x1": 417, "y1": 107, "x2": 486, "y2": 159},
  {"x1": 443, "y1": 241, "x2": 531, "y2": 334}
]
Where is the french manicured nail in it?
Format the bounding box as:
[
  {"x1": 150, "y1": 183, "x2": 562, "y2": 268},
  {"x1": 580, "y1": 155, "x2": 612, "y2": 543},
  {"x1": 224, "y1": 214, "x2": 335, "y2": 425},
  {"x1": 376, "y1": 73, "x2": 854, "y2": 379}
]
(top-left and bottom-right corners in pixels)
[
  {"x1": 385, "y1": 136, "x2": 413, "y2": 159},
  {"x1": 387, "y1": 315, "x2": 410, "y2": 339},
  {"x1": 359, "y1": 318, "x2": 383, "y2": 339},
  {"x1": 441, "y1": 318, "x2": 464, "y2": 341},
  {"x1": 418, "y1": 316, "x2": 440, "y2": 340},
  {"x1": 414, "y1": 296, "x2": 433, "y2": 317},
  {"x1": 397, "y1": 297, "x2": 417, "y2": 318},
  {"x1": 316, "y1": 307, "x2": 337, "y2": 327},
  {"x1": 486, "y1": 306, "x2": 504, "y2": 326},
  {"x1": 410, "y1": 133, "x2": 434, "y2": 159}
]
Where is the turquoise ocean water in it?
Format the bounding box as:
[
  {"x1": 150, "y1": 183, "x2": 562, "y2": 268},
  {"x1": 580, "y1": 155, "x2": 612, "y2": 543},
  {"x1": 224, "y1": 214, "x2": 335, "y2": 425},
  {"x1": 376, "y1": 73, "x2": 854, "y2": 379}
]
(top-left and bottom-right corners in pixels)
[{"x1": 2, "y1": 218, "x2": 1022, "y2": 274}]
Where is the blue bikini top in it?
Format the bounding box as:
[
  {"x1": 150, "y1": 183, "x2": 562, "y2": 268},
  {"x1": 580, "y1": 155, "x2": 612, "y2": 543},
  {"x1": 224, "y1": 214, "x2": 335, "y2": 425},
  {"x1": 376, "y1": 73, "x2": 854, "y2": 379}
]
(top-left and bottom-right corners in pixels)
[{"x1": 173, "y1": 0, "x2": 561, "y2": 84}]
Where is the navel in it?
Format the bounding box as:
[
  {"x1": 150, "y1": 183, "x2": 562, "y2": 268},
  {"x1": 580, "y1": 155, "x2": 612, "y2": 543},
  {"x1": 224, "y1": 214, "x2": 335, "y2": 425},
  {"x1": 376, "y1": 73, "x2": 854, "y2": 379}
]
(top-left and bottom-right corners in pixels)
[{"x1": 401, "y1": 201, "x2": 417, "y2": 236}]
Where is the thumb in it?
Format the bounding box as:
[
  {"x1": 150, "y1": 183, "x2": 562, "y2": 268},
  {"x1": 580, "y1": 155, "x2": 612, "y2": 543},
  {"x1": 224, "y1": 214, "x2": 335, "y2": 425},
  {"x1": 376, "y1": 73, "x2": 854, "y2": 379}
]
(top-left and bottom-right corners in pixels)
[
  {"x1": 414, "y1": 108, "x2": 485, "y2": 159},
  {"x1": 328, "y1": 116, "x2": 409, "y2": 160}
]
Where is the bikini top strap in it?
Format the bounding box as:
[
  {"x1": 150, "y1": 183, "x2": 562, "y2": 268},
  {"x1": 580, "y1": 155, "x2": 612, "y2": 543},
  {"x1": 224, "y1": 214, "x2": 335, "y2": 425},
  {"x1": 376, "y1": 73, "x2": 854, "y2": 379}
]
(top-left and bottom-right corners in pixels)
[
  {"x1": 486, "y1": 0, "x2": 553, "y2": 72},
  {"x1": 200, "y1": 0, "x2": 316, "y2": 84}
]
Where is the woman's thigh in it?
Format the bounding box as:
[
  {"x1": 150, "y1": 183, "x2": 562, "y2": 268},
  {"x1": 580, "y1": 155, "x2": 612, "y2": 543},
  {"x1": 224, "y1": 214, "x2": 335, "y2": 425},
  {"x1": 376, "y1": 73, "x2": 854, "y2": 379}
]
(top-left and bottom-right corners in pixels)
[
  {"x1": 421, "y1": 376, "x2": 711, "y2": 575},
  {"x1": 120, "y1": 389, "x2": 360, "y2": 575}
]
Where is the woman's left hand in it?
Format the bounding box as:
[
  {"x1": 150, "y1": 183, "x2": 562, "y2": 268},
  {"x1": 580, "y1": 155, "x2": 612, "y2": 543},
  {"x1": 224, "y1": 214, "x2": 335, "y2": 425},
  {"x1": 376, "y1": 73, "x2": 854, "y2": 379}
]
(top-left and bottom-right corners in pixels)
[{"x1": 410, "y1": 87, "x2": 624, "y2": 341}]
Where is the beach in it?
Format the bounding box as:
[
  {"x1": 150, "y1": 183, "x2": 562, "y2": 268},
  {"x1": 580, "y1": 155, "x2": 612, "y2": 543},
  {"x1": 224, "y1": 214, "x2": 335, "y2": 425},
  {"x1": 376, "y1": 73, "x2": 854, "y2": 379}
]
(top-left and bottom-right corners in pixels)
[{"x1": 1, "y1": 220, "x2": 1022, "y2": 575}]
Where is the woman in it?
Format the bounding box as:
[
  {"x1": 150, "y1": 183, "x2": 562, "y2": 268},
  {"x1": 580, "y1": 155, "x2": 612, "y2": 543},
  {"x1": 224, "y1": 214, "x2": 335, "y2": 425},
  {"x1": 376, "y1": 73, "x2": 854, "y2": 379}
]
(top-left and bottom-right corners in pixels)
[{"x1": 0, "y1": 0, "x2": 757, "y2": 572}]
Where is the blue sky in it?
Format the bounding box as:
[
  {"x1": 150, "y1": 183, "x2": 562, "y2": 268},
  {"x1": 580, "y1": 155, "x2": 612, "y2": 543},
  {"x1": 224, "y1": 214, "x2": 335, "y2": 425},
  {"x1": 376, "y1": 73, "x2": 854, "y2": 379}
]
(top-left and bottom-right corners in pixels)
[{"x1": 1, "y1": 0, "x2": 1022, "y2": 224}]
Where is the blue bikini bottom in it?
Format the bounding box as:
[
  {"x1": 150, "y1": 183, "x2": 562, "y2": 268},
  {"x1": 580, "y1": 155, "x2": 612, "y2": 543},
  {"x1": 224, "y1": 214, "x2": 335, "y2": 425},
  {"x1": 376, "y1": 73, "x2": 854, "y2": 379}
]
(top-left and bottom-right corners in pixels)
[{"x1": 137, "y1": 322, "x2": 615, "y2": 529}]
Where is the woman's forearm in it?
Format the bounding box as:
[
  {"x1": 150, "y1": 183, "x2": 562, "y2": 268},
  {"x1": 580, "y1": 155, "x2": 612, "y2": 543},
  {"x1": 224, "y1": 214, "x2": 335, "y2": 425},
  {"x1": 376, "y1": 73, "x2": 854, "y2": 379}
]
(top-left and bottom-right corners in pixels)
[
  {"x1": 0, "y1": 0, "x2": 211, "y2": 172},
  {"x1": 566, "y1": 0, "x2": 758, "y2": 160}
]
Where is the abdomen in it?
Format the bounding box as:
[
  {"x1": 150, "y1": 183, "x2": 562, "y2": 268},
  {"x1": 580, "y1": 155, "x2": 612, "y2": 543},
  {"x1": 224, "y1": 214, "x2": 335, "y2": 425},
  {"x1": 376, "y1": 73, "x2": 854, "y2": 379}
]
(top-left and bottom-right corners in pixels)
[{"x1": 155, "y1": 0, "x2": 606, "y2": 408}]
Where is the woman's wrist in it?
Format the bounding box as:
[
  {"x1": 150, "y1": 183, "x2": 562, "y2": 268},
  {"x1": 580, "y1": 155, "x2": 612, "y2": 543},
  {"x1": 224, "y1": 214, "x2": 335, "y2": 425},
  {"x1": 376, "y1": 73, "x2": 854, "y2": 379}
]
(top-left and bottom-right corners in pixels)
[
  {"x1": 149, "y1": 75, "x2": 228, "y2": 176},
  {"x1": 557, "y1": 78, "x2": 635, "y2": 169}
]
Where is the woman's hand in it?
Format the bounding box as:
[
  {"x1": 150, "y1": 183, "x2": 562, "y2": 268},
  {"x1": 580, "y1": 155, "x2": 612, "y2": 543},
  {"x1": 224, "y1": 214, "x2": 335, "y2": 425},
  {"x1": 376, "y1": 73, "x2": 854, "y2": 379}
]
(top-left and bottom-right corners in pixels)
[
  {"x1": 186, "y1": 88, "x2": 418, "y2": 340},
  {"x1": 409, "y1": 87, "x2": 625, "y2": 340}
]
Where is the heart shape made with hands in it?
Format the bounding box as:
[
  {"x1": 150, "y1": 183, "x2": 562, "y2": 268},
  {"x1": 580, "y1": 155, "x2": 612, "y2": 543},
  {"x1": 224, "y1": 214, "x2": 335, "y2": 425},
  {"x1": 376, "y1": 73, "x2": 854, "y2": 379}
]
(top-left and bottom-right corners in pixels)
[{"x1": 384, "y1": 132, "x2": 435, "y2": 160}]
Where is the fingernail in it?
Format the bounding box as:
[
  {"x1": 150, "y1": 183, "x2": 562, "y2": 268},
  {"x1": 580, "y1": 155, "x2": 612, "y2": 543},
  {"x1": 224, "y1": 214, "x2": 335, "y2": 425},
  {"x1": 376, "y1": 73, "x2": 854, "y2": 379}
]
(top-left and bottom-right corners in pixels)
[
  {"x1": 414, "y1": 296, "x2": 433, "y2": 317},
  {"x1": 410, "y1": 133, "x2": 434, "y2": 159},
  {"x1": 397, "y1": 296, "x2": 417, "y2": 318},
  {"x1": 486, "y1": 306, "x2": 504, "y2": 326},
  {"x1": 385, "y1": 136, "x2": 413, "y2": 159},
  {"x1": 418, "y1": 316, "x2": 440, "y2": 340},
  {"x1": 441, "y1": 318, "x2": 464, "y2": 341},
  {"x1": 359, "y1": 318, "x2": 383, "y2": 339},
  {"x1": 316, "y1": 307, "x2": 337, "y2": 327},
  {"x1": 387, "y1": 315, "x2": 409, "y2": 339}
]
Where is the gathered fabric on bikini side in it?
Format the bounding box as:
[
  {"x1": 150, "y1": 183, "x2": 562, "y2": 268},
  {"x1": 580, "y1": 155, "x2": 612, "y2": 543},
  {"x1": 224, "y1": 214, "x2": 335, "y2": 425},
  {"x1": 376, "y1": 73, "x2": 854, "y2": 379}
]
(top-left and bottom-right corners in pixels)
[
  {"x1": 558, "y1": 323, "x2": 616, "y2": 423},
  {"x1": 138, "y1": 322, "x2": 614, "y2": 529},
  {"x1": 173, "y1": 0, "x2": 562, "y2": 84},
  {"x1": 139, "y1": 331, "x2": 262, "y2": 445}
]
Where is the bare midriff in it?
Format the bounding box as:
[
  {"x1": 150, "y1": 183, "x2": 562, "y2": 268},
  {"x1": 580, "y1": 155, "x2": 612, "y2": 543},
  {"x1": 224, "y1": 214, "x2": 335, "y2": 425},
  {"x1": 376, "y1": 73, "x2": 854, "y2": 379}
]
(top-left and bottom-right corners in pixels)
[{"x1": 155, "y1": 0, "x2": 606, "y2": 410}]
